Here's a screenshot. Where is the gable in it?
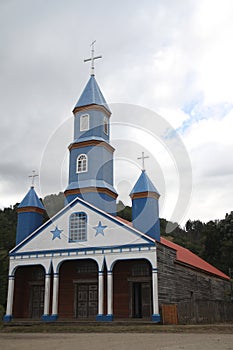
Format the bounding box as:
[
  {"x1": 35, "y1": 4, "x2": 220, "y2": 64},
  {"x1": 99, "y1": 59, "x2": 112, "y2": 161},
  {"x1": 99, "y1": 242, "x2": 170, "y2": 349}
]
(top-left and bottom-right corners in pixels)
[{"x1": 11, "y1": 198, "x2": 154, "y2": 256}]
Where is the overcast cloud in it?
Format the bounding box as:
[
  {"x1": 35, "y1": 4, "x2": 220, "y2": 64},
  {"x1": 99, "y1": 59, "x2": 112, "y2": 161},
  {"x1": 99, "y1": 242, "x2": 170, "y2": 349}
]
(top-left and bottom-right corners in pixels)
[{"x1": 1, "y1": 0, "x2": 233, "y2": 226}]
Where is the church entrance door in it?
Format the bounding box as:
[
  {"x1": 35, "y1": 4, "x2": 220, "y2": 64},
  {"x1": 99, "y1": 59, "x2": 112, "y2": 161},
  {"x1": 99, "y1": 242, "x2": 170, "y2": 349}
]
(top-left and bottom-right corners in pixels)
[
  {"x1": 132, "y1": 282, "x2": 151, "y2": 318},
  {"x1": 29, "y1": 284, "x2": 44, "y2": 318},
  {"x1": 76, "y1": 283, "x2": 98, "y2": 319}
]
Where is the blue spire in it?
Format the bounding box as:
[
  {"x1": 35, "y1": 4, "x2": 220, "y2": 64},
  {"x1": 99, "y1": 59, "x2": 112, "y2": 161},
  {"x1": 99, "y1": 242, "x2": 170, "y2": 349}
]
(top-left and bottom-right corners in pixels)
[
  {"x1": 16, "y1": 187, "x2": 45, "y2": 245},
  {"x1": 130, "y1": 170, "x2": 160, "y2": 241},
  {"x1": 18, "y1": 186, "x2": 45, "y2": 210},
  {"x1": 74, "y1": 75, "x2": 111, "y2": 113},
  {"x1": 130, "y1": 170, "x2": 160, "y2": 196}
]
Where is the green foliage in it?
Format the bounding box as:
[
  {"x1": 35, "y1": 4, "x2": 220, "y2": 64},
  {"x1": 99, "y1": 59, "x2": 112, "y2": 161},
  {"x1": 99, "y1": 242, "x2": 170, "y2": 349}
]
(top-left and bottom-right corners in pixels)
[
  {"x1": 43, "y1": 192, "x2": 65, "y2": 218},
  {"x1": 0, "y1": 206, "x2": 17, "y2": 307},
  {"x1": 117, "y1": 200, "x2": 132, "y2": 221},
  {"x1": 161, "y1": 213, "x2": 233, "y2": 275}
]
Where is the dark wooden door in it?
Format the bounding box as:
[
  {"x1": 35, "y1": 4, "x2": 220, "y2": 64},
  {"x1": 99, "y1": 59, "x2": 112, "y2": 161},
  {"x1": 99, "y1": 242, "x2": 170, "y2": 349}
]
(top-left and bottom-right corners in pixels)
[
  {"x1": 30, "y1": 285, "x2": 44, "y2": 318},
  {"x1": 133, "y1": 282, "x2": 151, "y2": 318},
  {"x1": 141, "y1": 282, "x2": 151, "y2": 317},
  {"x1": 133, "y1": 282, "x2": 142, "y2": 318},
  {"x1": 76, "y1": 284, "x2": 98, "y2": 319}
]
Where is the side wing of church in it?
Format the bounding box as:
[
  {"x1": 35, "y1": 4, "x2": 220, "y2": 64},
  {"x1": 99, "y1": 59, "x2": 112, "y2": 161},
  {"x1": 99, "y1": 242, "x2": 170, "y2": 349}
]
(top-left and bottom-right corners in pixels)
[{"x1": 4, "y1": 52, "x2": 232, "y2": 324}]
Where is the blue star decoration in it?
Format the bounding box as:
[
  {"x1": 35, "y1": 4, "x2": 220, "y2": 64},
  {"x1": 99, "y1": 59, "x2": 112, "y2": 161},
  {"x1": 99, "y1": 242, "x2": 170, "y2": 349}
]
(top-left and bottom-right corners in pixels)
[
  {"x1": 50, "y1": 226, "x2": 63, "y2": 240},
  {"x1": 93, "y1": 221, "x2": 107, "y2": 237}
]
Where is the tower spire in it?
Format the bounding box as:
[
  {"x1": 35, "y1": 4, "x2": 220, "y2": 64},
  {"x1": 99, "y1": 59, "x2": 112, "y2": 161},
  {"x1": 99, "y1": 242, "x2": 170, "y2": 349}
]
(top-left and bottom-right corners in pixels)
[{"x1": 84, "y1": 41, "x2": 102, "y2": 76}]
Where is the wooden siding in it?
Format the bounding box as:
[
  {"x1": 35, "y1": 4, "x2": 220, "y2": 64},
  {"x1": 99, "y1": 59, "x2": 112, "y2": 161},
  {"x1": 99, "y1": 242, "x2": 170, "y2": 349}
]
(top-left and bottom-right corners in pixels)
[{"x1": 157, "y1": 242, "x2": 232, "y2": 323}]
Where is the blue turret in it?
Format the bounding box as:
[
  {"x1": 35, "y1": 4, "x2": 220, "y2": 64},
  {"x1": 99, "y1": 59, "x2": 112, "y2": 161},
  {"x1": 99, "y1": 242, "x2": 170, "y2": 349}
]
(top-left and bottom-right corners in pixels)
[
  {"x1": 16, "y1": 186, "x2": 46, "y2": 245},
  {"x1": 130, "y1": 170, "x2": 160, "y2": 241},
  {"x1": 64, "y1": 75, "x2": 118, "y2": 215}
]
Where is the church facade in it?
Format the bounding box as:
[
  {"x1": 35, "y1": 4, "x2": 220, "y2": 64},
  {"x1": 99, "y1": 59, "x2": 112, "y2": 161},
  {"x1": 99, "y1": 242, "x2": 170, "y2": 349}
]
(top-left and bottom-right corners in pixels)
[{"x1": 4, "y1": 59, "x2": 232, "y2": 324}]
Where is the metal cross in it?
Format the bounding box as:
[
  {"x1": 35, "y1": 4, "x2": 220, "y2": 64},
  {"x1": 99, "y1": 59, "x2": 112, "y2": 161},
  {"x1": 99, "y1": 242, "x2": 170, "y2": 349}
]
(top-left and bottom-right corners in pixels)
[
  {"x1": 137, "y1": 152, "x2": 149, "y2": 171},
  {"x1": 84, "y1": 40, "x2": 102, "y2": 76},
  {"x1": 29, "y1": 170, "x2": 38, "y2": 187}
]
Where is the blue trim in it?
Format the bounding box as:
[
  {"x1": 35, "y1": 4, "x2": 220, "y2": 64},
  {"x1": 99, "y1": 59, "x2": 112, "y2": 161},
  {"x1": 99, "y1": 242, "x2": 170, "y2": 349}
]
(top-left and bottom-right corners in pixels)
[
  {"x1": 10, "y1": 196, "x2": 154, "y2": 255},
  {"x1": 96, "y1": 314, "x2": 113, "y2": 322},
  {"x1": 45, "y1": 314, "x2": 58, "y2": 321},
  {"x1": 96, "y1": 314, "x2": 104, "y2": 321},
  {"x1": 3, "y1": 315, "x2": 12, "y2": 322},
  {"x1": 41, "y1": 314, "x2": 58, "y2": 322},
  {"x1": 152, "y1": 314, "x2": 161, "y2": 323},
  {"x1": 11, "y1": 242, "x2": 154, "y2": 258},
  {"x1": 71, "y1": 136, "x2": 108, "y2": 144}
]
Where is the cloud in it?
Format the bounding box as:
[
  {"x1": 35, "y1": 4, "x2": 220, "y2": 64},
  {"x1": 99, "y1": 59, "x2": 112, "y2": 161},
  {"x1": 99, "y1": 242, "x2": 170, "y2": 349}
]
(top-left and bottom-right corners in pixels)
[{"x1": 0, "y1": 0, "x2": 233, "y2": 224}]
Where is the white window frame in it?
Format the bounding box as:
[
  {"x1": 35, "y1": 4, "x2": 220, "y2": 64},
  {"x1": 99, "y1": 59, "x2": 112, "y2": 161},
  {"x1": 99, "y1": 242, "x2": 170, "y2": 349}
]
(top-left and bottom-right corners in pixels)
[
  {"x1": 76, "y1": 154, "x2": 88, "y2": 173},
  {"x1": 69, "y1": 212, "x2": 87, "y2": 242},
  {"x1": 80, "y1": 114, "x2": 89, "y2": 131}
]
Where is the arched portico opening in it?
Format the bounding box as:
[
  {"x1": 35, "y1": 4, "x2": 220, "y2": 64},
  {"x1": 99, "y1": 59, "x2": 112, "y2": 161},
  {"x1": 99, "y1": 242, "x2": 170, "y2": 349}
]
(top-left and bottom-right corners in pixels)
[
  {"x1": 13, "y1": 265, "x2": 45, "y2": 319},
  {"x1": 113, "y1": 259, "x2": 152, "y2": 319},
  {"x1": 58, "y1": 258, "x2": 99, "y2": 319}
]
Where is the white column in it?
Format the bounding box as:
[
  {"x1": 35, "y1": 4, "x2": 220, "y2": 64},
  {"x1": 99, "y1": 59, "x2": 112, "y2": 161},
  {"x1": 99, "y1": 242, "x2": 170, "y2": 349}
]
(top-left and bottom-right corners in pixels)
[
  {"x1": 52, "y1": 273, "x2": 59, "y2": 318},
  {"x1": 107, "y1": 271, "x2": 113, "y2": 316},
  {"x1": 43, "y1": 273, "x2": 51, "y2": 316},
  {"x1": 98, "y1": 271, "x2": 104, "y2": 316},
  {"x1": 5, "y1": 275, "x2": 15, "y2": 319},
  {"x1": 152, "y1": 268, "x2": 160, "y2": 321}
]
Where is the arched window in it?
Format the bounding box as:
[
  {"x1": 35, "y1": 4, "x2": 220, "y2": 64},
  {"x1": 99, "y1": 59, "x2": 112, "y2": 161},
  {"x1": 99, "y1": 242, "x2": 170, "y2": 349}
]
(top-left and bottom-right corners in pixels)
[
  {"x1": 76, "y1": 154, "x2": 88, "y2": 173},
  {"x1": 69, "y1": 212, "x2": 87, "y2": 242}
]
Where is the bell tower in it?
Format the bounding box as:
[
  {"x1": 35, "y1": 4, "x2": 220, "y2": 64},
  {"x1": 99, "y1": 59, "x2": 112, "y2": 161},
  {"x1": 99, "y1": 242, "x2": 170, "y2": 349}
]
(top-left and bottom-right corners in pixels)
[{"x1": 64, "y1": 43, "x2": 118, "y2": 215}]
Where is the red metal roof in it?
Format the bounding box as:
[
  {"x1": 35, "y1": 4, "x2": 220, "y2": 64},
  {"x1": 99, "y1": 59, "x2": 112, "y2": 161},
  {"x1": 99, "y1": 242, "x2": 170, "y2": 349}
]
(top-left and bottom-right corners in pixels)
[
  {"x1": 116, "y1": 216, "x2": 230, "y2": 280},
  {"x1": 160, "y1": 237, "x2": 230, "y2": 280}
]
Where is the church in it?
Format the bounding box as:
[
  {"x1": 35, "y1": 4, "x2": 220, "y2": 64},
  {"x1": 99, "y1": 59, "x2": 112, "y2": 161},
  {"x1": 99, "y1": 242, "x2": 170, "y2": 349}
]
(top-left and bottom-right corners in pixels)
[{"x1": 4, "y1": 47, "x2": 232, "y2": 324}]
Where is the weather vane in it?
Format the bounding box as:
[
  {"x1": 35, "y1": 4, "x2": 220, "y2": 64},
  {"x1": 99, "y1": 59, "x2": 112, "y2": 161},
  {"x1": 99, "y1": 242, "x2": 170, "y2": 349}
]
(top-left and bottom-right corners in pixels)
[
  {"x1": 84, "y1": 40, "x2": 102, "y2": 76},
  {"x1": 137, "y1": 152, "x2": 149, "y2": 171},
  {"x1": 28, "y1": 170, "x2": 38, "y2": 187}
]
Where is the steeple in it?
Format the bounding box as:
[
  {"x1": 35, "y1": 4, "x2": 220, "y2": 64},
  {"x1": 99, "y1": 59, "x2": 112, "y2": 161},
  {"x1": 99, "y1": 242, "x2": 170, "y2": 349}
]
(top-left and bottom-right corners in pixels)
[
  {"x1": 65, "y1": 45, "x2": 118, "y2": 214},
  {"x1": 73, "y1": 75, "x2": 111, "y2": 114},
  {"x1": 130, "y1": 170, "x2": 160, "y2": 241},
  {"x1": 16, "y1": 186, "x2": 46, "y2": 245}
]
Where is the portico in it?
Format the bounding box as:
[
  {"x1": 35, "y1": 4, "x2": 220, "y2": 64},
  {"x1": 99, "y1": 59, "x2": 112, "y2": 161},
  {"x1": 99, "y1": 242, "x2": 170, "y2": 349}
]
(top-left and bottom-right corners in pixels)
[{"x1": 5, "y1": 243, "x2": 160, "y2": 322}]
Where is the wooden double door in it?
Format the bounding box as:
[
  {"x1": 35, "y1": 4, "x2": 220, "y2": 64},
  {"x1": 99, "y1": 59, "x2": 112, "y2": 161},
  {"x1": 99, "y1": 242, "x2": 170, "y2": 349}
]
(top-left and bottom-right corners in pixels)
[
  {"x1": 30, "y1": 284, "x2": 45, "y2": 319},
  {"x1": 76, "y1": 283, "x2": 98, "y2": 319}
]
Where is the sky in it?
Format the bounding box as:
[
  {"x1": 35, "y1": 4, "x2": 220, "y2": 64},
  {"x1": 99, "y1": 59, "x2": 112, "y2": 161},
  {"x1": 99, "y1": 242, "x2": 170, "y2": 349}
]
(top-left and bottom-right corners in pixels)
[{"x1": 1, "y1": 0, "x2": 233, "y2": 227}]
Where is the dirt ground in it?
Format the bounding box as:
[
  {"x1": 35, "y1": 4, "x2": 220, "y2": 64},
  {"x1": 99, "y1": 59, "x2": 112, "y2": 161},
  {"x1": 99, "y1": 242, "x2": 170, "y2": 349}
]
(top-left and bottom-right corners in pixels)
[{"x1": 1, "y1": 333, "x2": 233, "y2": 350}]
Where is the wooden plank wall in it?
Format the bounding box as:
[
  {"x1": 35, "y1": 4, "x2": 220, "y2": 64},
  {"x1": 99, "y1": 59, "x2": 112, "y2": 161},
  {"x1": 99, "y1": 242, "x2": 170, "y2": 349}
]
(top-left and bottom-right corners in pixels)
[{"x1": 157, "y1": 242, "x2": 233, "y2": 323}]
